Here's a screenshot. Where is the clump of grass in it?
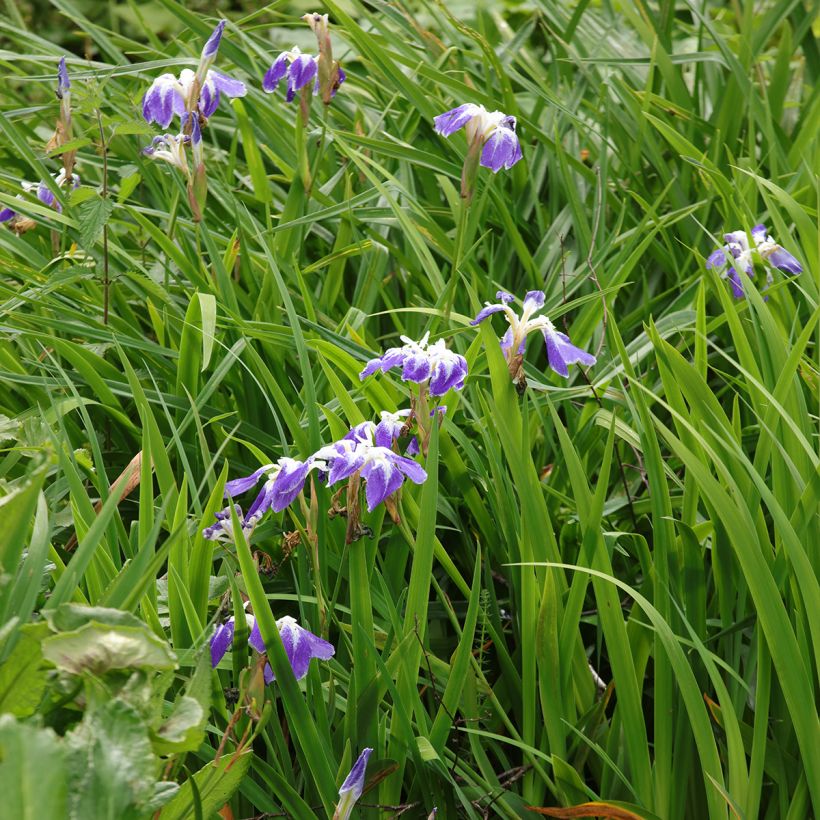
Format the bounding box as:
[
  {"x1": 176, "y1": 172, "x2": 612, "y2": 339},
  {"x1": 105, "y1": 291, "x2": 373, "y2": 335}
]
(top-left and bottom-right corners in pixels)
[{"x1": 0, "y1": 1, "x2": 817, "y2": 818}]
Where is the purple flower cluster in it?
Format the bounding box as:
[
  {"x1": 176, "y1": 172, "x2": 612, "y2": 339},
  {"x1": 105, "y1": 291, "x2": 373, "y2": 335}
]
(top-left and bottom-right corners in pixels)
[
  {"x1": 434, "y1": 103, "x2": 522, "y2": 173},
  {"x1": 210, "y1": 608, "x2": 334, "y2": 683},
  {"x1": 204, "y1": 411, "x2": 428, "y2": 538},
  {"x1": 471, "y1": 290, "x2": 596, "y2": 379},
  {"x1": 706, "y1": 224, "x2": 802, "y2": 297},
  {"x1": 360, "y1": 332, "x2": 468, "y2": 396},
  {"x1": 142, "y1": 21, "x2": 246, "y2": 129},
  {"x1": 315, "y1": 425, "x2": 427, "y2": 512}
]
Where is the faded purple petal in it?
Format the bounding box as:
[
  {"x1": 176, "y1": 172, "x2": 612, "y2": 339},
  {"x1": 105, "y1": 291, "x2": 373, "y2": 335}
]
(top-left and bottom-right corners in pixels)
[
  {"x1": 57, "y1": 57, "x2": 70, "y2": 93},
  {"x1": 37, "y1": 183, "x2": 55, "y2": 209},
  {"x1": 768, "y1": 247, "x2": 802, "y2": 275},
  {"x1": 750, "y1": 224, "x2": 767, "y2": 245},
  {"x1": 727, "y1": 268, "x2": 745, "y2": 298},
  {"x1": 270, "y1": 459, "x2": 313, "y2": 512},
  {"x1": 327, "y1": 450, "x2": 365, "y2": 484},
  {"x1": 210, "y1": 70, "x2": 247, "y2": 98},
  {"x1": 724, "y1": 229, "x2": 749, "y2": 251},
  {"x1": 0, "y1": 207, "x2": 16, "y2": 222},
  {"x1": 497, "y1": 291, "x2": 514, "y2": 303},
  {"x1": 287, "y1": 55, "x2": 318, "y2": 101},
  {"x1": 225, "y1": 464, "x2": 274, "y2": 497},
  {"x1": 433, "y1": 103, "x2": 478, "y2": 137},
  {"x1": 393, "y1": 455, "x2": 427, "y2": 484},
  {"x1": 401, "y1": 351, "x2": 432, "y2": 383},
  {"x1": 246, "y1": 481, "x2": 275, "y2": 520},
  {"x1": 199, "y1": 81, "x2": 219, "y2": 118},
  {"x1": 263, "y1": 54, "x2": 288, "y2": 93},
  {"x1": 274, "y1": 616, "x2": 335, "y2": 681},
  {"x1": 248, "y1": 618, "x2": 266, "y2": 653}
]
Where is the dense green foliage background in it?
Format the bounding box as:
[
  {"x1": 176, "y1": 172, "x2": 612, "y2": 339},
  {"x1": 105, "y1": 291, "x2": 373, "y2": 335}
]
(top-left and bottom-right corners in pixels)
[{"x1": 0, "y1": 0, "x2": 818, "y2": 817}]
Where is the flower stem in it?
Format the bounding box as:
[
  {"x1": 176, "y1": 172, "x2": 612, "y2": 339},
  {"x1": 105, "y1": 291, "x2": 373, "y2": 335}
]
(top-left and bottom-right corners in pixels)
[{"x1": 443, "y1": 195, "x2": 470, "y2": 321}]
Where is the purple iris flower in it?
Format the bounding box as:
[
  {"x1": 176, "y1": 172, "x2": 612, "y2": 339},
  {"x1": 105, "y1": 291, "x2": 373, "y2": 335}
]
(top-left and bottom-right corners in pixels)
[
  {"x1": 334, "y1": 748, "x2": 373, "y2": 820},
  {"x1": 434, "y1": 103, "x2": 522, "y2": 172},
  {"x1": 202, "y1": 504, "x2": 261, "y2": 542},
  {"x1": 471, "y1": 290, "x2": 596, "y2": 378},
  {"x1": 210, "y1": 610, "x2": 334, "y2": 684},
  {"x1": 1, "y1": 169, "x2": 80, "y2": 223},
  {"x1": 142, "y1": 68, "x2": 246, "y2": 128},
  {"x1": 262, "y1": 46, "x2": 346, "y2": 102},
  {"x1": 222, "y1": 457, "x2": 319, "y2": 519},
  {"x1": 706, "y1": 224, "x2": 802, "y2": 297},
  {"x1": 315, "y1": 428, "x2": 428, "y2": 512},
  {"x1": 359, "y1": 332, "x2": 468, "y2": 396}
]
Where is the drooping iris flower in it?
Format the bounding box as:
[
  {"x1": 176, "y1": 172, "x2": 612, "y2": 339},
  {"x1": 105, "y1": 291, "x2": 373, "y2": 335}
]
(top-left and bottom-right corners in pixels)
[
  {"x1": 142, "y1": 68, "x2": 247, "y2": 128},
  {"x1": 262, "y1": 46, "x2": 346, "y2": 102},
  {"x1": 359, "y1": 332, "x2": 468, "y2": 396},
  {"x1": 706, "y1": 224, "x2": 802, "y2": 297},
  {"x1": 333, "y1": 748, "x2": 373, "y2": 820},
  {"x1": 210, "y1": 609, "x2": 334, "y2": 684},
  {"x1": 471, "y1": 290, "x2": 596, "y2": 379},
  {"x1": 434, "y1": 103, "x2": 522, "y2": 173},
  {"x1": 221, "y1": 457, "x2": 320, "y2": 520},
  {"x1": 142, "y1": 20, "x2": 246, "y2": 128}
]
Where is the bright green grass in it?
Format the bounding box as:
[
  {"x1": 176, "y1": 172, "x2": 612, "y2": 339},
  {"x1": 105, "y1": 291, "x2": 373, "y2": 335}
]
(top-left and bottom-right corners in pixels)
[{"x1": 0, "y1": 1, "x2": 818, "y2": 818}]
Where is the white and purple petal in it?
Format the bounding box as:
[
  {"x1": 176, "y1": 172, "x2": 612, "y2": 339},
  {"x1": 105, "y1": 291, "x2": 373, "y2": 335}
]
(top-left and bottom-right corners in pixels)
[
  {"x1": 429, "y1": 354, "x2": 467, "y2": 395},
  {"x1": 705, "y1": 248, "x2": 726, "y2": 268},
  {"x1": 523, "y1": 290, "x2": 546, "y2": 312},
  {"x1": 225, "y1": 464, "x2": 274, "y2": 497},
  {"x1": 210, "y1": 618, "x2": 235, "y2": 668},
  {"x1": 768, "y1": 247, "x2": 802, "y2": 275},
  {"x1": 270, "y1": 458, "x2": 314, "y2": 512},
  {"x1": 201, "y1": 20, "x2": 226, "y2": 60},
  {"x1": 543, "y1": 328, "x2": 596, "y2": 378},
  {"x1": 471, "y1": 302, "x2": 508, "y2": 325},
  {"x1": 274, "y1": 616, "x2": 335, "y2": 681},
  {"x1": 361, "y1": 459, "x2": 404, "y2": 510},
  {"x1": 480, "y1": 125, "x2": 522, "y2": 172},
  {"x1": 263, "y1": 53, "x2": 289, "y2": 92},
  {"x1": 336, "y1": 748, "x2": 373, "y2": 819},
  {"x1": 433, "y1": 103, "x2": 480, "y2": 137},
  {"x1": 401, "y1": 351, "x2": 432, "y2": 383}
]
